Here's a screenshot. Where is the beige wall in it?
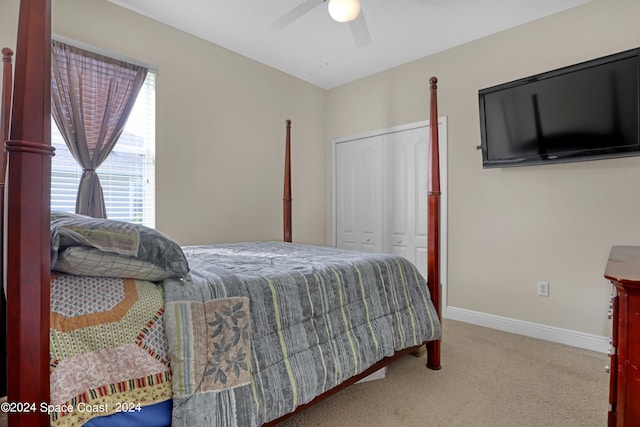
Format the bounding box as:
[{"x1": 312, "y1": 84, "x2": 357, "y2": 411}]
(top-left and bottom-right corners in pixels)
[
  {"x1": 2, "y1": 0, "x2": 638, "y2": 338},
  {"x1": 0, "y1": 0, "x2": 327, "y2": 246},
  {"x1": 326, "y1": 0, "x2": 640, "y2": 337}
]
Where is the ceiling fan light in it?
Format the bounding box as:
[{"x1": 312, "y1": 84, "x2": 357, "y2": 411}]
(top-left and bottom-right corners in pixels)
[{"x1": 328, "y1": 0, "x2": 361, "y2": 23}]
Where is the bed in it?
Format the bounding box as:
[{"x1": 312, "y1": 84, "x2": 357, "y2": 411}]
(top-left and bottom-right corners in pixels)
[{"x1": 0, "y1": 2, "x2": 443, "y2": 426}]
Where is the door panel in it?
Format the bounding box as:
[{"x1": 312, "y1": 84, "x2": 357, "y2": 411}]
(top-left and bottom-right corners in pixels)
[
  {"x1": 383, "y1": 127, "x2": 428, "y2": 277},
  {"x1": 336, "y1": 136, "x2": 383, "y2": 252}
]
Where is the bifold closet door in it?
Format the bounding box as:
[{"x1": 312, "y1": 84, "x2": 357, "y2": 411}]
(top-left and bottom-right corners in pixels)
[
  {"x1": 383, "y1": 127, "x2": 429, "y2": 279},
  {"x1": 335, "y1": 136, "x2": 383, "y2": 253}
]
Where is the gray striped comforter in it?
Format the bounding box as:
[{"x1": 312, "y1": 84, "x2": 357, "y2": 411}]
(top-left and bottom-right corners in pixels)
[{"x1": 163, "y1": 242, "x2": 441, "y2": 426}]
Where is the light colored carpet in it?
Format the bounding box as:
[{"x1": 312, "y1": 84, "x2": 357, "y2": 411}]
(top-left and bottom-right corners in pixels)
[
  {"x1": 0, "y1": 319, "x2": 609, "y2": 426},
  {"x1": 278, "y1": 319, "x2": 609, "y2": 427}
]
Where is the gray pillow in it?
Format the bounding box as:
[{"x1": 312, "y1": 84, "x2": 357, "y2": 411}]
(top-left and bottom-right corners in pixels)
[{"x1": 51, "y1": 211, "x2": 189, "y2": 280}]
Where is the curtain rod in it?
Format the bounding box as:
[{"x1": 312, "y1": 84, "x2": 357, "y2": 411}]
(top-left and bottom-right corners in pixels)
[{"x1": 51, "y1": 34, "x2": 159, "y2": 74}]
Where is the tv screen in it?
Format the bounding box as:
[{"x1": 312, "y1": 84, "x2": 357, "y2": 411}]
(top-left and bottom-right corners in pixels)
[{"x1": 479, "y1": 48, "x2": 640, "y2": 168}]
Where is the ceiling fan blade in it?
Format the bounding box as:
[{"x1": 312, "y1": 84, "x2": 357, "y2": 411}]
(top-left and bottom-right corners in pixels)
[
  {"x1": 348, "y1": 10, "x2": 372, "y2": 47},
  {"x1": 271, "y1": 0, "x2": 325, "y2": 29}
]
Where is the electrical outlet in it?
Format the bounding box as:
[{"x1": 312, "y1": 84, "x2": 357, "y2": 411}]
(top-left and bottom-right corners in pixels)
[{"x1": 537, "y1": 281, "x2": 549, "y2": 297}]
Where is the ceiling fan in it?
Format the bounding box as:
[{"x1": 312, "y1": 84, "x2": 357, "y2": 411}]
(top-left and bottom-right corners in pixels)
[{"x1": 272, "y1": 0, "x2": 372, "y2": 47}]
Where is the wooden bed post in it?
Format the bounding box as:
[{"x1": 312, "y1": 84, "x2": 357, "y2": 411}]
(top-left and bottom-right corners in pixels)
[
  {"x1": 426, "y1": 76, "x2": 442, "y2": 370},
  {"x1": 0, "y1": 48, "x2": 11, "y2": 149},
  {"x1": 283, "y1": 119, "x2": 292, "y2": 243},
  {"x1": 0, "y1": 47, "x2": 13, "y2": 398},
  {"x1": 5, "y1": 0, "x2": 53, "y2": 425}
]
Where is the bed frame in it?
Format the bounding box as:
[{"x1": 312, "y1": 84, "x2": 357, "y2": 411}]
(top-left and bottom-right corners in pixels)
[{"x1": 0, "y1": 1, "x2": 441, "y2": 425}]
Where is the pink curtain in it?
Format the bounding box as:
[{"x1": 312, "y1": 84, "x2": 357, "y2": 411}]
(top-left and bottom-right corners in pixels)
[{"x1": 50, "y1": 40, "x2": 148, "y2": 218}]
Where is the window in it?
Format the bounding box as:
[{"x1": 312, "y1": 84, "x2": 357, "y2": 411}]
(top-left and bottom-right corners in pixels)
[{"x1": 51, "y1": 72, "x2": 156, "y2": 227}]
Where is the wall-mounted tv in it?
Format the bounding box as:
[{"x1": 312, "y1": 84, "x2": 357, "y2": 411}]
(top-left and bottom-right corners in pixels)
[{"x1": 478, "y1": 48, "x2": 640, "y2": 168}]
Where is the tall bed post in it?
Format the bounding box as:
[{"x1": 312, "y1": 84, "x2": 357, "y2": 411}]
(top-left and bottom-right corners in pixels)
[
  {"x1": 5, "y1": 0, "x2": 54, "y2": 425},
  {"x1": 0, "y1": 47, "x2": 13, "y2": 398},
  {"x1": 283, "y1": 119, "x2": 292, "y2": 242},
  {"x1": 426, "y1": 76, "x2": 442, "y2": 370},
  {"x1": 0, "y1": 48, "x2": 12, "y2": 148}
]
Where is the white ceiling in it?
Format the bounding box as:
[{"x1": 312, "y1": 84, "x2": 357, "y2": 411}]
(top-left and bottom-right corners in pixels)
[{"x1": 105, "y1": 0, "x2": 592, "y2": 90}]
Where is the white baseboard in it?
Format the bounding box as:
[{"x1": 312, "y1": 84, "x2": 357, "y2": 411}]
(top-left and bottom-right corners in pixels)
[{"x1": 444, "y1": 306, "x2": 609, "y2": 354}]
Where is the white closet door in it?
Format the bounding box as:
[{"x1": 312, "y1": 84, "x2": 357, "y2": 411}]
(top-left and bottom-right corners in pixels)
[
  {"x1": 333, "y1": 118, "x2": 448, "y2": 310},
  {"x1": 335, "y1": 136, "x2": 383, "y2": 252},
  {"x1": 383, "y1": 127, "x2": 429, "y2": 277}
]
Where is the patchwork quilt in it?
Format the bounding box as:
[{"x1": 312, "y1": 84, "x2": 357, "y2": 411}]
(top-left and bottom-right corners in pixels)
[
  {"x1": 164, "y1": 242, "x2": 441, "y2": 427},
  {"x1": 49, "y1": 273, "x2": 172, "y2": 427}
]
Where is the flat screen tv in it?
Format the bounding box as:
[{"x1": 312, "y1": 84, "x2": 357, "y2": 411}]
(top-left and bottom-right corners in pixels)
[{"x1": 478, "y1": 48, "x2": 640, "y2": 168}]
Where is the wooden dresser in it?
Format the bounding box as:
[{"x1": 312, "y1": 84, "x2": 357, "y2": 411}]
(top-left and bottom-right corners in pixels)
[{"x1": 604, "y1": 246, "x2": 640, "y2": 426}]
